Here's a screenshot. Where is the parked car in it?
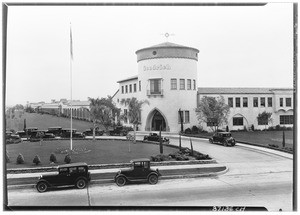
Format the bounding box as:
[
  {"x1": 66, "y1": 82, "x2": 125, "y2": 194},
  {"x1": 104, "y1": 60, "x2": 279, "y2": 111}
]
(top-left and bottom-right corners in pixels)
[
  {"x1": 109, "y1": 126, "x2": 131, "y2": 136},
  {"x1": 16, "y1": 131, "x2": 29, "y2": 140},
  {"x1": 209, "y1": 132, "x2": 236, "y2": 147},
  {"x1": 25, "y1": 127, "x2": 38, "y2": 136},
  {"x1": 6, "y1": 131, "x2": 22, "y2": 144},
  {"x1": 83, "y1": 128, "x2": 104, "y2": 136},
  {"x1": 114, "y1": 158, "x2": 161, "y2": 186},
  {"x1": 43, "y1": 132, "x2": 56, "y2": 139},
  {"x1": 36, "y1": 162, "x2": 91, "y2": 193},
  {"x1": 47, "y1": 127, "x2": 62, "y2": 137},
  {"x1": 61, "y1": 128, "x2": 85, "y2": 138},
  {"x1": 143, "y1": 133, "x2": 169, "y2": 143},
  {"x1": 29, "y1": 130, "x2": 47, "y2": 142}
]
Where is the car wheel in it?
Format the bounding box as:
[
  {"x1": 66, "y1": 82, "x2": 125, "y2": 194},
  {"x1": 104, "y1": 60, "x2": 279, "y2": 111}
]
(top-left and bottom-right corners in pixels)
[
  {"x1": 148, "y1": 174, "x2": 158, "y2": 185},
  {"x1": 36, "y1": 182, "x2": 48, "y2": 193},
  {"x1": 231, "y1": 140, "x2": 236, "y2": 146},
  {"x1": 116, "y1": 176, "x2": 126, "y2": 186},
  {"x1": 75, "y1": 178, "x2": 87, "y2": 189}
]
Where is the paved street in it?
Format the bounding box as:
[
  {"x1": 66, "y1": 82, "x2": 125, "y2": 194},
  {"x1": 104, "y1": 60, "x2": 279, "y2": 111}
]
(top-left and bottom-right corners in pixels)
[{"x1": 6, "y1": 135, "x2": 293, "y2": 211}]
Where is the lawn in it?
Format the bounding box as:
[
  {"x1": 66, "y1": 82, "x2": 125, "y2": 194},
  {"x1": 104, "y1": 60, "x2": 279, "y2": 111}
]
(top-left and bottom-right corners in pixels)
[
  {"x1": 6, "y1": 112, "x2": 95, "y2": 132},
  {"x1": 6, "y1": 139, "x2": 178, "y2": 169}
]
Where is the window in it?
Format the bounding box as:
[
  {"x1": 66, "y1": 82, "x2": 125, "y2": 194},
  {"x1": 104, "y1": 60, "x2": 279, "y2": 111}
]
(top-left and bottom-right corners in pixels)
[
  {"x1": 150, "y1": 79, "x2": 162, "y2": 95},
  {"x1": 280, "y1": 115, "x2": 293, "y2": 125},
  {"x1": 280, "y1": 98, "x2": 283, "y2": 107},
  {"x1": 193, "y1": 80, "x2": 196, "y2": 90},
  {"x1": 268, "y1": 97, "x2": 272, "y2": 107},
  {"x1": 171, "y1": 79, "x2": 177, "y2": 90},
  {"x1": 235, "y1": 98, "x2": 240, "y2": 107},
  {"x1": 129, "y1": 84, "x2": 132, "y2": 93},
  {"x1": 139, "y1": 81, "x2": 141, "y2": 91},
  {"x1": 78, "y1": 167, "x2": 86, "y2": 173},
  {"x1": 286, "y1": 98, "x2": 292, "y2": 107},
  {"x1": 243, "y1": 97, "x2": 248, "y2": 107},
  {"x1": 180, "y1": 79, "x2": 185, "y2": 90},
  {"x1": 233, "y1": 117, "x2": 243, "y2": 126},
  {"x1": 184, "y1": 111, "x2": 190, "y2": 123},
  {"x1": 134, "y1": 83, "x2": 137, "y2": 92},
  {"x1": 253, "y1": 97, "x2": 258, "y2": 107},
  {"x1": 260, "y1": 97, "x2": 265, "y2": 107},
  {"x1": 228, "y1": 98, "x2": 233, "y2": 107},
  {"x1": 187, "y1": 79, "x2": 191, "y2": 90},
  {"x1": 125, "y1": 85, "x2": 128, "y2": 93},
  {"x1": 121, "y1": 86, "x2": 124, "y2": 94},
  {"x1": 69, "y1": 167, "x2": 77, "y2": 174}
]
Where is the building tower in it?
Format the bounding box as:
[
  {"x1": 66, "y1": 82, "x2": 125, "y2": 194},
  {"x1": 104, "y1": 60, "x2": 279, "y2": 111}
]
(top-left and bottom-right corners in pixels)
[{"x1": 135, "y1": 42, "x2": 199, "y2": 132}]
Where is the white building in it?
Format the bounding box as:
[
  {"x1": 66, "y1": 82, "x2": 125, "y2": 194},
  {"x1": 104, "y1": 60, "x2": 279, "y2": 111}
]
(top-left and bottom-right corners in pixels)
[{"x1": 112, "y1": 42, "x2": 294, "y2": 133}]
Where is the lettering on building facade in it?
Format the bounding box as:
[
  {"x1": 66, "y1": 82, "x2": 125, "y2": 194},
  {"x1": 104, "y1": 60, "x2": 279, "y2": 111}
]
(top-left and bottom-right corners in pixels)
[{"x1": 143, "y1": 64, "x2": 171, "y2": 71}]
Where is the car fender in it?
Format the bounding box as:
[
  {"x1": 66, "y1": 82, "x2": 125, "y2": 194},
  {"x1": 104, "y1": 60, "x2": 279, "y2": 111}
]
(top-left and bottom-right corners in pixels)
[
  {"x1": 74, "y1": 176, "x2": 88, "y2": 184},
  {"x1": 36, "y1": 179, "x2": 51, "y2": 187},
  {"x1": 115, "y1": 174, "x2": 128, "y2": 181},
  {"x1": 147, "y1": 172, "x2": 159, "y2": 179}
]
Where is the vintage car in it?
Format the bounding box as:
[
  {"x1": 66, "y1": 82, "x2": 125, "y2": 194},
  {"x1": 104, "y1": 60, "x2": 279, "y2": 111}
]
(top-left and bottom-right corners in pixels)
[
  {"x1": 60, "y1": 128, "x2": 85, "y2": 138},
  {"x1": 83, "y1": 128, "x2": 104, "y2": 136},
  {"x1": 6, "y1": 131, "x2": 22, "y2": 144},
  {"x1": 114, "y1": 158, "x2": 161, "y2": 186},
  {"x1": 47, "y1": 127, "x2": 62, "y2": 137},
  {"x1": 29, "y1": 130, "x2": 47, "y2": 142},
  {"x1": 209, "y1": 132, "x2": 236, "y2": 147},
  {"x1": 143, "y1": 133, "x2": 169, "y2": 143},
  {"x1": 109, "y1": 126, "x2": 130, "y2": 136},
  {"x1": 36, "y1": 162, "x2": 91, "y2": 192}
]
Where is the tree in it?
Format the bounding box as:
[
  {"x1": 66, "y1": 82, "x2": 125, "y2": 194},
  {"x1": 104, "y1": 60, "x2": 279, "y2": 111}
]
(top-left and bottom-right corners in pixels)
[
  {"x1": 120, "y1": 97, "x2": 149, "y2": 143},
  {"x1": 257, "y1": 111, "x2": 273, "y2": 130},
  {"x1": 195, "y1": 96, "x2": 230, "y2": 132},
  {"x1": 33, "y1": 155, "x2": 41, "y2": 165},
  {"x1": 50, "y1": 153, "x2": 57, "y2": 163},
  {"x1": 88, "y1": 96, "x2": 119, "y2": 140},
  {"x1": 16, "y1": 153, "x2": 25, "y2": 164},
  {"x1": 64, "y1": 154, "x2": 71, "y2": 164}
]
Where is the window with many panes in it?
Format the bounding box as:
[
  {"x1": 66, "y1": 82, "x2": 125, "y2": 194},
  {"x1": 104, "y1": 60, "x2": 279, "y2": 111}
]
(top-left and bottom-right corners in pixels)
[
  {"x1": 253, "y1": 97, "x2": 258, "y2": 107},
  {"x1": 180, "y1": 79, "x2": 185, "y2": 90},
  {"x1": 233, "y1": 117, "x2": 243, "y2": 126},
  {"x1": 243, "y1": 97, "x2": 248, "y2": 107},
  {"x1": 268, "y1": 97, "x2": 272, "y2": 107},
  {"x1": 171, "y1": 79, "x2": 177, "y2": 90},
  {"x1": 228, "y1": 98, "x2": 233, "y2": 107},
  {"x1": 134, "y1": 83, "x2": 137, "y2": 92},
  {"x1": 149, "y1": 79, "x2": 162, "y2": 95},
  {"x1": 280, "y1": 115, "x2": 293, "y2": 125},
  {"x1": 280, "y1": 98, "x2": 283, "y2": 107},
  {"x1": 260, "y1": 97, "x2": 265, "y2": 107},
  {"x1": 236, "y1": 98, "x2": 240, "y2": 107},
  {"x1": 286, "y1": 98, "x2": 292, "y2": 107},
  {"x1": 187, "y1": 79, "x2": 191, "y2": 90}
]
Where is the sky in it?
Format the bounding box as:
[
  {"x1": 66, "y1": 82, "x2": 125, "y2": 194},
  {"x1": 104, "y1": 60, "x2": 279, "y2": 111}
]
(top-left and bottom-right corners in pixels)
[{"x1": 5, "y1": 2, "x2": 294, "y2": 106}]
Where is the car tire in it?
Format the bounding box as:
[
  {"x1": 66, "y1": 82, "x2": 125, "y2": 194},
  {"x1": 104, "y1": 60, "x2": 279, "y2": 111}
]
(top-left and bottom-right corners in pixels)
[
  {"x1": 231, "y1": 140, "x2": 236, "y2": 146},
  {"x1": 75, "y1": 178, "x2": 87, "y2": 189},
  {"x1": 36, "y1": 181, "x2": 48, "y2": 193},
  {"x1": 116, "y1": 176, "x2": 126, "y2": 186},
  {"x1": 148, "y1": 174, "x2": 158, "y2": 185}
]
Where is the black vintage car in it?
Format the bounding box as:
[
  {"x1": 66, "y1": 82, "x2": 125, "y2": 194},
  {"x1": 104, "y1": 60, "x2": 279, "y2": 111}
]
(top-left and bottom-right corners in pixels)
[
  {"x1": 29, "y1": 130, "x2": 47, "y2": 142},
  {"x1": 61, "y1": 128, "x2": 85, "y2": 138},
  {"x1": 109, "y1": 126, "x2": 132, "y2": 136},
  {"x1": 143, "y1": 133, "x2": 169, "y2": 143},
  {"x1": 36, "y1": 162, "x2": 91, "y2": 192},
  {"x1": 209, "y1": 132, "x2": 236, "y2": 147},
  {"x1": 47, "y1": 127, "x2": 62, "y2": 137},
  {"x1": 114, "y1": 158, "x2": 161, "y2": 186},
  {"x1": 6, "y1": 131, "x2": 22, "y2": 144},
  {"x1": 83, "y1": 128, "x2": 104, "y2": 136}
]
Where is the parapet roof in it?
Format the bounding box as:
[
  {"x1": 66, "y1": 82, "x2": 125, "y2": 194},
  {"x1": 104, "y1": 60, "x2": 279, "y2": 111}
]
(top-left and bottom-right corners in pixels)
[{"x1": 197, "y1": 87, "x2": 293, "y2": 94}]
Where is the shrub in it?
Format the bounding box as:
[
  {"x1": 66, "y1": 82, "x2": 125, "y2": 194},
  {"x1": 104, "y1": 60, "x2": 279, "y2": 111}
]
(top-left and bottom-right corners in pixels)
[
  {"x1": 185, "y1": 128, "x2": 192, "y2": 134},
  {"x1": 50, "y1": 153, "x2": 57, "y2": 163},
  {"x1": 191, "y1": 126, "x2": 199, "y2": 134},
  {"x1": 64, "y1": 154, "x2": 71, "y2": 164},
  {"x1": 16, "y1": 153, "x2": 25, "y2": 164},
  {"x1": 33, "y1": 155, "x2": 41, "y2": 165},
  {"x1": 195, "y1": 153, "x2": 211, "y2": 160},
  {"x1": 268, "y1": 144, "x2": 279, "y2": 148},
  {"x1": 150, "y1": 154, "x2": 170, "y2": 162}
]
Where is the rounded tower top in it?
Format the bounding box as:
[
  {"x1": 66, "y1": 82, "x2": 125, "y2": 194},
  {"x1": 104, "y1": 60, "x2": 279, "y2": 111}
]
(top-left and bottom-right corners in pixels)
[{"x1": 135, "y1": 42, "x2": 199, "y2": 62}]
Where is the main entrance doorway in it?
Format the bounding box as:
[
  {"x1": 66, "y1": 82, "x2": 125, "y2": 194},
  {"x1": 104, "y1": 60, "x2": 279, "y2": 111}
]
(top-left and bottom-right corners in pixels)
[{"x1": 145, "y1": 109, "x2": 168, "y2": 131}]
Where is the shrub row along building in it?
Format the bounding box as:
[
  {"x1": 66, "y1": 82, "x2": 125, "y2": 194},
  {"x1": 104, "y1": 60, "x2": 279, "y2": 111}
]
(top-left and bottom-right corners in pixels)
[{"x1": 28, "y1": 42, "x2": 293, "y2": 133}]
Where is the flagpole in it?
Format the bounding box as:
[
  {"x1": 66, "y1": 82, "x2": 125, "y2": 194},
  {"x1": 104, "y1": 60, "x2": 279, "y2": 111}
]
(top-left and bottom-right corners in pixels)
[{"x1": 70, "y1": 22, "x2": 73, "y2": 151}]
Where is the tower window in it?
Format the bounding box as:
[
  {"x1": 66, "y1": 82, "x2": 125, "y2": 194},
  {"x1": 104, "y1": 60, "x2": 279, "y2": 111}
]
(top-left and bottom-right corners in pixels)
[
  {"x1": 187, "y1": 79, "x2": 191, "y2": 90},
  {"x1": 171, "y1": 79, "x2": 177, "y2": 90},
  {"x1": 180, "y1": 79, "x2": 185, "y2": 90}
]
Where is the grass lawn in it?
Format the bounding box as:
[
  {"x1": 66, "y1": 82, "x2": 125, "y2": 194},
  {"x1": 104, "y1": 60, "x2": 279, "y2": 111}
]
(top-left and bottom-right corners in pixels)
[
  {"x1": 6, "y1": 112, "x2": 95, "y2": 132},
  {"x1": 6, "y1": 139, "x2": 178, "y2": 169},
  {"x1": 187, "y1": 130, "x2": 293, "y2": 148}
]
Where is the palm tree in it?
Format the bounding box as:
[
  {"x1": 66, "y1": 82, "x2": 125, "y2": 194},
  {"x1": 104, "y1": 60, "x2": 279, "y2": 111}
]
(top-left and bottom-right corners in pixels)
[{"x1": 120, "y1": 97, "x2": 149, "y2": 143}]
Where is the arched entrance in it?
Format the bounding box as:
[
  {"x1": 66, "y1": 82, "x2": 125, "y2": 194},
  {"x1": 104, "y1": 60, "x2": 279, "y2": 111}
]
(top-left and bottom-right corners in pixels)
[{"x1": 145, "y1": 108, "x2": 168, "y2": 131}]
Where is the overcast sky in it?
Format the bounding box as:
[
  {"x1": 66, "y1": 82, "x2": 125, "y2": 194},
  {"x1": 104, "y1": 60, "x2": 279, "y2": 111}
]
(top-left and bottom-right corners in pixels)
[{"x1": 5, "y1": 2, "x2": 294, "y2": 106}]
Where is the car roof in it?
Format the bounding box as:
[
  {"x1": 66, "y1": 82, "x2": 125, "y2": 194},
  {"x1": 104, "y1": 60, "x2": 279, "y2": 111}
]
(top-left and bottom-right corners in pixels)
[
  {"x1": 58, "y1": 162, "x2": 88, "y2": 168},
  {"x1": 130, "y1": 158, "x2": 150, "y2": 163}
]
